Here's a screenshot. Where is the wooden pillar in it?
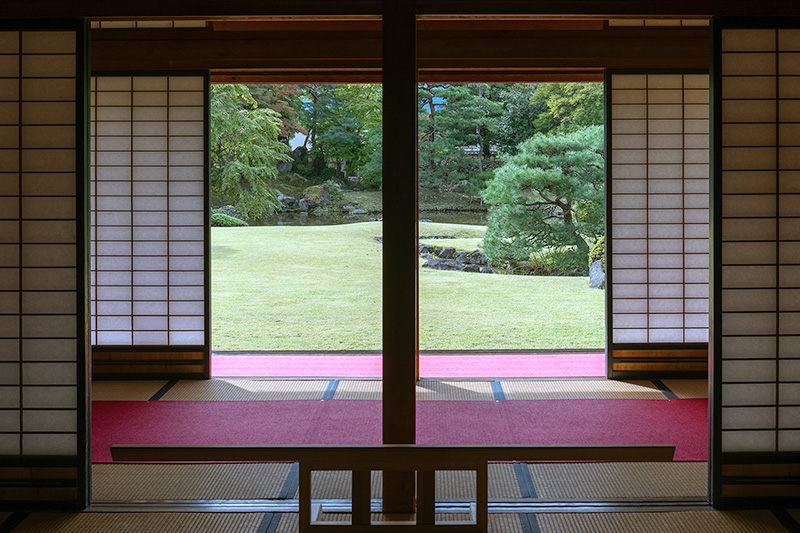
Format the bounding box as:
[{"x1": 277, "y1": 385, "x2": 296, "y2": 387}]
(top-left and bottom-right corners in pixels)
[{"x1": 382, "y1": 0, "x2": 418, "y2": 515}]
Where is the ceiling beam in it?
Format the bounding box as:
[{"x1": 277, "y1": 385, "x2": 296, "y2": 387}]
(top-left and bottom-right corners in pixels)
[
  {"x1": 91, "y1": 26, "x2": 708, "y2": 74},
  {"x1": 209, "y1": 68, "x2": 605, "y2": 83},
  {"x1": 209, "y1": 20, "x2": 607, "y2": 31}
]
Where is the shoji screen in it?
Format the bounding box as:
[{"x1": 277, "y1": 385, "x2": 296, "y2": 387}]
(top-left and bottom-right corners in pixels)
[
  {"x1": 608, "y1": 72, "x2": 710, "y2": 376},
  {"x1": 713, "y1": 20, "x2": 800, "y2": 504},
  {"x1": 90, "y1": 74, "x2": 208, "y2": 379},
  {"x1": 0, "y1": 21, "x2": 88, "y2": 506}
]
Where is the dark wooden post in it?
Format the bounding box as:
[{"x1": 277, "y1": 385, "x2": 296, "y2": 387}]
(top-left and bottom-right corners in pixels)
[{"x1": 381, "y1": 0, "x2": 418, "y2": 515}]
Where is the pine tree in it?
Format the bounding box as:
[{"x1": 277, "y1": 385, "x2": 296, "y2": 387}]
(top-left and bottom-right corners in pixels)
[{"x1": 482, "y1": 126, "x2": 604, "y2": 269}]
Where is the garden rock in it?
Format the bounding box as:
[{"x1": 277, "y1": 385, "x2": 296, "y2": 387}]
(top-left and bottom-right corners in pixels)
[
  {"x1": 589, "y1": 259, "x2": 605, "y2": 289},
  {"x1": 480, "y1": 266, "x2": 493, "y2": 274},
  {"x1": 350, "y1": 208, "x2": 368, "y2": 215},
  {"x1": 422, "y1": 258, "x2": 464, "y2": 271},
  {"x1": 454, "y1": 250, "x2": 469, "y2": 263},
  {"x1": 468, "y1": 250, "x2": 488, "y2": 265},
  {"x1": 419, "y1": 244, "x2": 435, "y2": 254},
  {"x1": 462, "y1": 264, "x2": 480, "y2": 272},
  {"x1": 213, "y1": 205, "x2": 246, "y2": 222},
  {"x1": 301, "y1": 184, "x2": 332, "y2": 208},
  {"x1": 277, "y1": 194, "x2": 297, "y2": 210},
  {"x1": 342, "y1": 205, "x2": 354, "y2": 212},
  {"x1": 438, "y1": 247, "x2": 456, "y2": 259},
  {"x1": 297, "y1": 199, "x2": 309, "y2": 211}
]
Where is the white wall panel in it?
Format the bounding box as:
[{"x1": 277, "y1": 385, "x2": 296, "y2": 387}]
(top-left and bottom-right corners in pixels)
[{"x1": 91, "y1": 75, "x2": 206, "y2": 347}]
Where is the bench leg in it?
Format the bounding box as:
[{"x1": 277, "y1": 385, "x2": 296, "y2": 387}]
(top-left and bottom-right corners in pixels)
[
  {"x1": 417, "y1": 469, "x2": 436, "y2": 525},
  {"x1": 299, "y1": 463, "x2": 311, "y2": 532},
  {"x1": 352, "y1": 469, "x2": 372, "y2": 525},
  {"x1": 476, "y1": 462, "x2": 488, "y2": 532}
]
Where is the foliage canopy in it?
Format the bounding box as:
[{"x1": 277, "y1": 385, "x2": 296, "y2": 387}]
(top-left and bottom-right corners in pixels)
[
  {"x1": 299, "y1": 84, "x2": 382, "y2": 181},
  {"x1": 210, "y1": 84, "x2": 289, "y2": 222},
  {"x1": 417, "y1": 83, "x2": 504, "y2": 188}
]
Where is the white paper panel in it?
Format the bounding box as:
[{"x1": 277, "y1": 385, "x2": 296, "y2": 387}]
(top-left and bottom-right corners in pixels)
[
  {"x1": 0, "y1": 27, "x2": 82, "y2": 459},
  {"x1": 719, "y1": 27, "x2": 800, "y2": 452},
  {"x1": 610, "y1": 73, "x2": 710, "y2": 344},
  {"x1": 91, "y1": 75, "x2": 206, "y2": 346},
  {"x1": 721, "y1": 430, "x2": 776, "y2": 453}
]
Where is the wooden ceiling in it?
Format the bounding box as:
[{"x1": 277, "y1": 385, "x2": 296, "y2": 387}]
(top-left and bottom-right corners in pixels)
[{"x1": 4, "y1": 0, "x2": 800, "y2": 18}]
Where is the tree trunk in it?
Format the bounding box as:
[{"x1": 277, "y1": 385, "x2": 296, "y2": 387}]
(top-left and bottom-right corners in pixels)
[
  {"x1": 476, "y1": 124, "x2": 484, "y2": 173},
  {"x1": 427, "y1": 96, "x2": 437, "y2": 173},
  {"x1": 476, "y1": 85, "x2": 485, "y2": 173},
  {"x1": 561, "y1": 201, "x2": 590, "y2": 254},
  {"x1": 308, "y1": 87, "x2": 318, "y2": 149}
]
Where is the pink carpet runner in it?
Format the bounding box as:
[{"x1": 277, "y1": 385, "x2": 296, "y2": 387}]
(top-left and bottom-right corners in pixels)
[
  {"x1": 92, "y1": 398, "x2": 707, "y2": 463},
  {"x1": 211, "y1": 353, "x2": 606, "y2": 378}
]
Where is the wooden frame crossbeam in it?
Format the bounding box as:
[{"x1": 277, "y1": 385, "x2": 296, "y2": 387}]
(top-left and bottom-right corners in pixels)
[{"x1": 90, "y1": 26, "x2": 710, "y2": 75}]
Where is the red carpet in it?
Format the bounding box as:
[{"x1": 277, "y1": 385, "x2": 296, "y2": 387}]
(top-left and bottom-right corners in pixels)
[
  {"x1": 92, "y1": 399, "x2": 706, "y2": 463},
  {"x1": 211, "y1": 353, "x2": 606, "y2": 378}
]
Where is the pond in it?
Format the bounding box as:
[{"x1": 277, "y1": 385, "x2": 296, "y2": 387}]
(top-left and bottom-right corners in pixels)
[{"x1": 255, "y1": 210, "x2": 488, "y2": 227}]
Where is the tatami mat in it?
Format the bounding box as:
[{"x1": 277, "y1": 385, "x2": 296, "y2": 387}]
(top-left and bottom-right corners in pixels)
[
  {"x1": 333, "y1": 380, "x2": 382, "y2": 400},
  {"x1": 332, "y1": 380, "x2": 497, "y2": 400},
  {"x1": 308, "y1": 471, "x2": 382, "y2": 499},
  {"x1": 276, "y1": 513, "x2": 523, "y2": 532},
  {"x1": 527, "y1": 462, "x2": 708, "y2": 500},
  {"x1": 435, "y1": 471, "x2": 475, "y2": 500},
  {"x1": 90, "y1": 464, "x2": 520, "y2": 501},
  {"x1": 160, "y1": 379, "x2": 328, "y2": 401},
  {"x1": 416, "y1": 381, "x2": 495, "y2": 401},
  {"x1": 537, "y1": 510, "x2": 787, "y2": 533},
  {"x1": 661, "y1": 379, "x2": 708, "y2": 399},
  {"x1": 91, "y1": 381, "x2": 168, "y2": 401},
  {"x1": 12, "y1": 511, "x2": 794, "y2": 533},
  {"x1": 13, "y1": 513, "x2": 264, "y2": 533},
  {"x1": 502, "y1": 380, "x2": 665, "y2": 400},
  {"x1": 92, "y1": 463, "x2": 705, "y2": 503},
  {"x1": 489, "y1": 514, "x2": 525, "y2": 533},
  {"x1": 489, "y1": 463, "x2": 523, "y2": 499},
  {"x1": 92, "y1": 464, "x2": 293, "y2": 501},
  {"x1": 93, "y1": 379, "x2": 707, "y2": 402},
  {"x1": 276, "y1": 514, "x2": 299, "y2": 533}
]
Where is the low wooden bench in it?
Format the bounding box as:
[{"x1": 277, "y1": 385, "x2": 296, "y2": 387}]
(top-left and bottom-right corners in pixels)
[{"x1": 111, "y1": 444, "x2": 675, "y2": 533}]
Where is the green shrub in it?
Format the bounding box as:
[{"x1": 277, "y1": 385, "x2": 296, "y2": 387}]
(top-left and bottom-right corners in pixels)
[
  {"x1": 211, "y1": 213, "x2": 248, "y2": 227},
  {"x1": 589, "y1": 236, "x2": 605, "y2": 269},
  {"x1": 533, "y1": 250, "x2": 588, "y2": 276},
  {"x1": 495, "y1": 249, "x2": 588, "y2": 276},
  {"x1": 322, "y1": 179, "x2": 343, "y2": 198}
]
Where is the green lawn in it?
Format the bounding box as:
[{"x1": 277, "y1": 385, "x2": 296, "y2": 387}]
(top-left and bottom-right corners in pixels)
[{"x1": 211, "y1": 222, "x2": 605, "y2": 351}]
